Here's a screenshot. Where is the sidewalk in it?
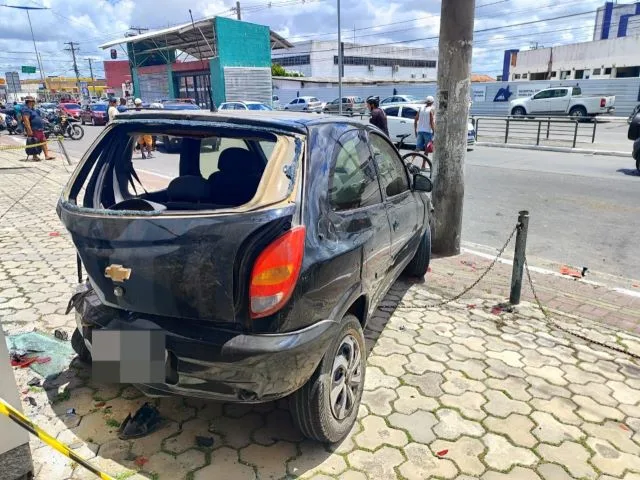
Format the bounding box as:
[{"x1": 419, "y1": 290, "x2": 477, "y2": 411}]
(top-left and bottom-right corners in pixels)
[{"x1": 1, "y1": 147, "x2": 639, "y2": 480}]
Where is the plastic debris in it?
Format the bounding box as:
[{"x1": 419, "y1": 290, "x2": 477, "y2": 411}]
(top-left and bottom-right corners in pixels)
[
  {"x1": 134, "y1": 456, "x2": 148, "y2": 467},
  {"x1": 27, "y1": 377, "x2": 41, "y2": 387},
  {"x1": 491, "y1": 303, "x2": 514, "y2": 316},
  {"x1": 54, "y1": 330, "x2": 68, "y2": 341},
  {"x1": 560, "y1": 265, "x2": 582, "y2": 279},
  {"x1": 467, "y1": 304, "x2": 477, "y2": 309},
  {"x1": 49, "y1": 232, "x2": 60, "y2": 237},
  {"x1": 94, "y1": 401, "x2": 106, "y2": 408},
  {"x1": 196, "y1": 436, "x2": 215, "y2": 448},
  {"x1": 436, "y1": 449, "x2": 448, "y2": 457},
  {"x1": 399, "y1": 325, "x2": 406, "y2": 331},
  {"x1": 620, "y1": 424, "x2": 631, "y2": 431},
  {"x1": 26, "y1": 397, "x2": 37, "y2": 407},
  {"x1": 6, "y1": 332, "x2": 75, "y2": 377},
  {"x1": 66, "y1": 408, "x2": 76, "y2": 416},
  {"x1": 118, "y1": 403, "x2": 163, "y2": 440}
]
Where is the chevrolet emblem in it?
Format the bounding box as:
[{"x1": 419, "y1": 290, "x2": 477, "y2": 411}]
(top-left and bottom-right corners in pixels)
[{"x1": 104, "y1": 264, "x2": 132, "y2": 282}]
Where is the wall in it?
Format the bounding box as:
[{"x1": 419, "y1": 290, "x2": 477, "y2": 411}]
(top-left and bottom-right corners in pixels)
[
  {"x1": 510, "y1": 36, "x2": 640, "y2": 80},
  {"x1": 213, "y1": 17, "x2": 272, "y2": 105},
  {"x1": 104, "y1": 60, "x2": 131, "y2": 88},
  {"x1": 272, "y1": 77, "x2": 640, "y2": 118},
  {"x1": 594, "y1": 1, "x2": 640, "y2": 39}
]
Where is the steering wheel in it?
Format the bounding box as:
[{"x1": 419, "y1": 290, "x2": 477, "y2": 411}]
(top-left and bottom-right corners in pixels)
[{"x1": 401, "y1": 152, "x2": 432, "y2": 178}]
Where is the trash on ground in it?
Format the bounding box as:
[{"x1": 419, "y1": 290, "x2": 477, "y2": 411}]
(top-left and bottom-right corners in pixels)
[
  {"x1": 620, "y1": 424, "x2": 631, "y2": 431},
  {"x1": 560, "y1": 265, "x2": 583, "y2": 279},
  {"x1": 134, "y1": 456, "x2": 148, "y2": 467},
  {"x1": 26, "y1": 396, "x2": 37, "y2": 407},
  {"x1": 467, "y1": 304, "x2": 477, "y2": 309},
  {"x1": 118, "y1": 403, "x2": 163, "y2": 440},
  {"x1": 491, "y1": 303, "x2": 514, "y2": 315},
  {"x1": 195, "y1": 436, "x2": 215, "y2": 448},
  {"x1": 54, "y1": 329, "x2": 68, "y2": 341},
  {"x1": 581, "y1": 267, "x2": 588, "y2": 277},
  {"x1": 460, "y1": 260, "x2": 477, "y2": 270},
  {"x1": 66, "y1": 408, "x2": 76, "y2": 416},
  {"x1": 27, "y1": 377, "x2": 41, "y2": 387},
  {"x1": 436, "y1": 449, "x2": 448, "y2": 457},
  {"x1": 94, "y1": 401, "x2": 106, "y2": 408},
  {"x1": 6, "y1": 332, "x2": 75, "y2": 378},
  {"x1": 49, "y1": 231, "x2": 60, "y2": 237}
]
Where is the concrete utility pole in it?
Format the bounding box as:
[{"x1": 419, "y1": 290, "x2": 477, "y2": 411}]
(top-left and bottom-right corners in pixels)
[
  {"x1": 86, "y1": 58, "x2": 95, "y2": 96},
  {"x1": 431, "y1": 0, "x2": 475, "y2": 256},
  {"x1": 235, "y1": 1, "x2": 242, "y2": 20},
  {"x1": 64, "y1": 41, "x2": 81, "y2": 89}
]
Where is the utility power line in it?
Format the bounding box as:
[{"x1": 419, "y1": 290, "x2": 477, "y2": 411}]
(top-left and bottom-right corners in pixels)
[{"x1": 64, "y1": 41, "x2": 81, "y2": 86}]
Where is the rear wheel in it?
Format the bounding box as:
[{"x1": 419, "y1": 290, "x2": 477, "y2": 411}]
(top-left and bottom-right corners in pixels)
[
  {"x1": 69, "y1": 124, "x2": 84, "y2": 140},
  {"x1": 71, "y1": 328, "x2": 92, "y2": 363},
  {"x1": 92, "y1": 117, "x2": 96, "y2": 126},
  {"x1": 404, "y1": 229, "x2": 432, "y2": 277},
  {"x1": 290, "y1": 315, "x2": 365, "y2": 443},
  {"x1": 569, "y1": 106, "x2": 587, "y2": 119}
]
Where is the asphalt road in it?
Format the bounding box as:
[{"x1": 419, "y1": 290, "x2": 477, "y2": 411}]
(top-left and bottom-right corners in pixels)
[{"x1": 61, "y1": 126, "x2": 640, "y2": 279}]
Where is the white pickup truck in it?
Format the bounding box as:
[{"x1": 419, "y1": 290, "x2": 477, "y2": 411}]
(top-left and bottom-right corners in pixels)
[{"x1": 509, "y1": 86, "x2": 615, "y2": 119}]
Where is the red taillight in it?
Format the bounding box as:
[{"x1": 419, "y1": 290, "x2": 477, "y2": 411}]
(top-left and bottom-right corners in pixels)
[
  {"x1": 249, "y1": 226, "x2": 306, "y2": 319},
  {"x1": 600, "y1": 98, "x2": 606, "y2": 108}
]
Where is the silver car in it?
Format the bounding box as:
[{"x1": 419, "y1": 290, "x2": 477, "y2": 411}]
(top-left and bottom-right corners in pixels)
[
  {"x1": 380, "y1": 95, "x2": 421, "y2": 105},
  {"x1": 283, "y1": 96, "x2": 323, "y2": 113}
]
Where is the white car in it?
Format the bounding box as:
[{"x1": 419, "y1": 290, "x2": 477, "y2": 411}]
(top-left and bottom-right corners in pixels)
[
  {"x1": 283, "y1": 96, "x2": 323, "y2": 113},
  {"x1": 381, "y1": 103, "x2": 476, "y2": 149},
  {"x1": 219, "y1": 101, "x2": 273, "y2": 111},
  {"x1": 272, "y1": 94, "x2": 282, "y2": 110},
  {"x1": 509, "y1": 86, "x2": 615, "y2": 119},
  {"x1": 380, "y1": 95, "x2": 421, "y2": 105}
]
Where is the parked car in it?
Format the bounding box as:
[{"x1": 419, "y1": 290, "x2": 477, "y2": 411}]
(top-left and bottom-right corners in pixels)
[
  {"x1": 38, "y1": 102, "x2": 58, "y2": 116},
  {"x1": 154, "y1": 103, "x2": 202, "y2": 152},
  {"x1": 283, "y1": 96, "x2": 323, "y2": 113},
  {"x1": 59, "y1": 110, "x2": 433, "y2": 443},
  {"x1": 509, "y1": 87, "x2": 615, "y2": 119},
  {"x1": 323, "y1": 96, "x2": 366, "y2": 115},
  {"x1": 80, "y1": 103, "x2": 108, "y2": 126},
  {"x1": 380, "y1": 95, "x2": 420, "y2": 105},
  {"x1": 59, "y1": 103, "x2": 82, "y2": 119},
  {"x1": 219, "y1": 101, "x2": 273, "y2": 111},
  {"x1": 382, "y1": 103, "x2": 476, "y2": 149}
]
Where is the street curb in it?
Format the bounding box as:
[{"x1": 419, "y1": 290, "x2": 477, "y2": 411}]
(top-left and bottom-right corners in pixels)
[{"x1": 476, "y1": 141, "x2": 630, "y2": 158}]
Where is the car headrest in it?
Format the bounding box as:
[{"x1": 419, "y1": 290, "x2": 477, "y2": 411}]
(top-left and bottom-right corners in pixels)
[
  {"x1": 167, "y1": 175, "x2": 210, "y2": 202},
  {"x1": 218, "y1": 148, "x2": 262, "y2": 175}
]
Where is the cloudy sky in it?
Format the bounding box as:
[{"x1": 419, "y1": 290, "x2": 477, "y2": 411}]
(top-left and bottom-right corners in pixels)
[{"x1": 0, "y1": 0, "x2": 624, "y2": 81}]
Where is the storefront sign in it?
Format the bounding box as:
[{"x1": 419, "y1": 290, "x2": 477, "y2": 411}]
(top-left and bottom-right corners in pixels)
[
  {"x1": 516, "y1": 83, "x2": 550, "y2": 98},
  {"x1": 471, "y1": 85, "x2": 487, "y2": 102}
]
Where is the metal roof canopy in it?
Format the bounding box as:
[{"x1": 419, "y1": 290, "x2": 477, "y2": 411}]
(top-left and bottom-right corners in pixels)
[{"x1": 99, "y1": 17, "x2": 292, "y2": 61}]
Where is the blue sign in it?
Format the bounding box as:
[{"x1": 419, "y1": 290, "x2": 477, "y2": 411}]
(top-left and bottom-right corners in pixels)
[{"x1": 494, "y1": 85, "x2": 513, "y2": 102}]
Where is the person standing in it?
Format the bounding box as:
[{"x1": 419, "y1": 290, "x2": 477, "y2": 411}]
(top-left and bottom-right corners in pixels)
[
  {"x1": 366, "y1": 97, "x2": 389, "y2": 136},
  {"x1": 107, "y1": 98, "x2": 118, "y2": 124},
  {"x1": 13, "y1": 101, "x2": 23, "y2": 134},
  {"x1": 22, "y1": 96, "x2": 55, "y2": 161},
  {"x1": 117, "y1": 97, "x2": 128, "y2": 113},
  {"x1": 133, "y1": 98, "x2": 153, "y2": 159},
  {"x1": 414, "y1": 95, "x2": 435, "y2": 170}
]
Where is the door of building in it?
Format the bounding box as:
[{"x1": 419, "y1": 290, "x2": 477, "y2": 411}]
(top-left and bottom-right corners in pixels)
[{"x1": 173, "y1": 71, "x2": 212, "y2": 109}]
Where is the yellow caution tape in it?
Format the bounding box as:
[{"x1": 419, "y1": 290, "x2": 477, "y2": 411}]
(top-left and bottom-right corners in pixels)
[
  {"x1": 0, "y1": 136, "x2": 65, "y2": 151},
  {"x1": 0, "y1": 396, "x2": 115, "y2": 480}
]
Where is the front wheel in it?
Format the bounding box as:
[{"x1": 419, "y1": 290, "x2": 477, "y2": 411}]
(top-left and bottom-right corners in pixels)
[
  {"x1": 71, "y1": 328, "x2": 92, "y2": 363},
  {"x1": 404, "y1": 229, "x2": 432, "y2": 277},
  {"x1": 290, "y1": 315, "x2": 365, "y2": 443},
  {"x1": 511, "y1": 106, "x2": 526, "y2": 117},
  {"x1": 68, "y1": 124, "x2": 84, "y2": 140}
]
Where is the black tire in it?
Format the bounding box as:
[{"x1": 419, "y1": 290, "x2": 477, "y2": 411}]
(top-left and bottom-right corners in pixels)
[
  {"x1": 569, "y1": 106, "x2": 587, "y2": 119},
  {"x1": 91, "y1": 117, "x2": 96, "y2": 126},
  {"x1": 69, "y1": 124, "x2": 84, "y2": 140},
  {"x1": 290, "y1": 315, "x2": 365, "y2": 443},
  {"x1": 81, "y1": 117, "x2": 85, "y2": 125},
  {"x1": 71, "y1": 328, "x2": 92, "y2": 363},
  {"x1": 511, "y1": 106, "x2": 526, "y2": 117},
  {"x1": 404, "y1": 229, "x2": 432, "y2": 277}
]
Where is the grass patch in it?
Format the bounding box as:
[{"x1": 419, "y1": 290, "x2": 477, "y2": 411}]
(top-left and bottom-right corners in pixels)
[
  {"x1": 114, "y1": 472, "x2": 136, "y2": 480},
  {"x1": 105, "y1": 418, "x2": 121, "y2": 428},
  {"x1": 52, "y1": 390, "x2": 71, "y2": 404}
]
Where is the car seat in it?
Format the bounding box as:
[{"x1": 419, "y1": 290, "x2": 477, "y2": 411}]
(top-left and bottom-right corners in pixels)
[
  {"x1": 166, "y1": 175, "x2": 211, "y2": 209},
  {"x1": 208, "y1": 148, "x2": 264, "y2": 206}
]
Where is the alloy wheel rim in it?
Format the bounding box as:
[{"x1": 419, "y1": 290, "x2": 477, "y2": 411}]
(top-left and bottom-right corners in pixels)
[{"x1": 329, "y1": 333, "x2": 362, "y2": 420}]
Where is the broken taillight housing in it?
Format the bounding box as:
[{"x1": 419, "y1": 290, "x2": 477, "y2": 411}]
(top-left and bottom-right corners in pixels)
[
  {"x1": 249, "y1": 226, "x2": 306, "y2": 319},
  {"x1": 600, "y1": 98, "x2": 606, "y2": 108}
]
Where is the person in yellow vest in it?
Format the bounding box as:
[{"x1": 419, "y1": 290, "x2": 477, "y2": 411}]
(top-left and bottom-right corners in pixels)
[{"x1": 134, "y1": 98, "x2": 153, "y2": 159}]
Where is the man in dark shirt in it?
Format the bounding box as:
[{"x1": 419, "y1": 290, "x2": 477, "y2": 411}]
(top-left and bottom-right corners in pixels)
[
  {"x1": 367, "y1": 97, "x2": 388, "y2": 136},
  {"x1": 22, "y1": 96, "x2": 55, "y2": 160}
]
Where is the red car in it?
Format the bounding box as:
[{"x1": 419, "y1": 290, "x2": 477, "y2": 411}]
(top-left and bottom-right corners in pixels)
[
  {"x1": 80, "y1": 104, "x2": 108, "y2": 126},
  {"x1": 59, "y1": 103, "x2": 82, "y2": 119}
]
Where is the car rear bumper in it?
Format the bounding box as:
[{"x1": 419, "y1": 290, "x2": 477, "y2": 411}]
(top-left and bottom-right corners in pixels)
[{"x1": 75, "y1": 290, "x2": 338, "y2": 402}]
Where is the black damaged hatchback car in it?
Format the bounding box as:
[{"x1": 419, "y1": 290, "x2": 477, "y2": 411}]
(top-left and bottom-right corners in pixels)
[{"x1": 58, "y1": 110, "x2": 433, "y2": 442}]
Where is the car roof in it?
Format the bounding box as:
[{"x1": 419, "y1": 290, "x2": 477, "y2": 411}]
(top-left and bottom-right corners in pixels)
[
  {"x1": 113, "y1": 109, "x2": 365, "y2": 133},
  {"x1": 381, "y1": 102, "x2": 425, "y2": 108}
]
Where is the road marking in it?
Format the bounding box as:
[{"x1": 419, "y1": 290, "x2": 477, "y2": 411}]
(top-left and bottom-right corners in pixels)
[{"x1": 461, "y1": 245, "x2": 640, "y2": 299}]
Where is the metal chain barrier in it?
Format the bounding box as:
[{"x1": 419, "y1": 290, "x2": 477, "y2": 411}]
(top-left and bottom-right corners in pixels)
[
  {"x1": 524, "y1": 257, "x2": 640, "y2": 360},
  {"x1": 389, "y1": 223, "x2": 520, "y2": 311}
]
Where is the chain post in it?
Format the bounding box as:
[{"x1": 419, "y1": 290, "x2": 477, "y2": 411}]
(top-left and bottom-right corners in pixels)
[
  {"x1": 536, "y1": 120, "x2": 541, "y2": 146},
  {"x1": 509, "y1": 210, "x2": 529, "y2": 305},
  {"x1": 572, "y1": 121, "x2": 578, "y2": 148},
  {"x1": 592, "y1": 119, "x2": 597, "y2": 143},
  {"x1": 546, "y1": 118, "x2": 550, "y2": 139},
  {"x1": 504, "y1": 118, "x2": 510, "y2": 144}
]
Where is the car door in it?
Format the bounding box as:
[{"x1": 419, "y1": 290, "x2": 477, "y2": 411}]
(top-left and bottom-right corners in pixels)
[
  {"x1": 399, "y1": 106, "x2": 419, "y2": 144},
  {"x1": 382, "y1": 106, "x2": 402, "y2": 141},
  {"x1": 528, "y1": 90, "x2": 552, "y2": 114},
  {"x1": 368, "y1": 132, "x2": 422, "y2": 276},
  {"x1": 547, "y1": 88, "x2": 571, "y2": 114},
  {"x1": 326, "y1": 128, "x2": 392, "y2": 308},
  {"x1": 286, "y1": 99, "x2": 298, "y2": 111},
  {"x1": 81, "y1": 105, "x2": 91, "y2": 122}
]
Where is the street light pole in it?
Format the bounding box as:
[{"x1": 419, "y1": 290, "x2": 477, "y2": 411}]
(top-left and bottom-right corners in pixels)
[
  {"x1": 431, "y1": 0, "x2": 476, "y2": 256},
  {"x1": 337, "y1": 0, "x2": 343, "y2": 115}
]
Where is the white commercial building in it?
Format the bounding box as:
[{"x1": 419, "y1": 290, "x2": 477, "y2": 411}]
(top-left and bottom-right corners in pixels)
[
  {"x1": 502, "y1": 1, "x2": 640, "y2": 82},
  {"x1": 272, "y1": 40, "x2": 438, "y2": 81}
]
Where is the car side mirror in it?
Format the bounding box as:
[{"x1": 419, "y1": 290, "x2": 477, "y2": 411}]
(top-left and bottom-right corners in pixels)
[{"x1": 413, "y1": 174, "x2": 433, "y2": 193}]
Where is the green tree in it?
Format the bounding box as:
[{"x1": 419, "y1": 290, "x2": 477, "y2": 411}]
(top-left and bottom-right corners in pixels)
[{"x1": 271, "y1": 64, "x2": 286, "y2": 76}]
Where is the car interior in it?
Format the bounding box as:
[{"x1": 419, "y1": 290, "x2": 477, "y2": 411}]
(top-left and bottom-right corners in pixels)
[{"x1": 69, "y1": 124, "x2": 282, "y2": 213}]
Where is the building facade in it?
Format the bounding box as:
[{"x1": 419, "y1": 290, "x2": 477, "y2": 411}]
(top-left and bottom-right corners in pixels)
[
  {"x1": 594, "y1": 1, "x2": 640, "y2": 40},
  {"x1": 271, "y1": 40, "x2": 438, "y2": 81}
]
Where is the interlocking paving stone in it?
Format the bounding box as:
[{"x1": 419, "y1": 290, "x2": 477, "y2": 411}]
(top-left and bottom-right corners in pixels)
[
  {"x1": 387, "y1": 409, "x2": 438, "y2": 444},
  {"x1": 398, "y1": 442, "x2": 458, "y2": 480},
  {"x1": 353, "y1": 415, "x2": 408, "y2": 450},
  {"x1": 433, "y1": 409, "x2": 485, "y2": 440},
  {"x1": 430, "y1": 436, "x2": 485, "y2": 476},
  {"x1": 482, "y1": 433, "x2": 538, "y2": 470},
  {"x1": 348, "y1": 446, "x2": 405, "y2": 480},
  {"x1": 537, "y1": 441, "x2": 596, "y2": 479},
  {"x1": 530, "y1": 411, "x2": 585, "y2": 444},
  {"x1": 484, "y1": 413, "x2": 537, "y2": 447}
]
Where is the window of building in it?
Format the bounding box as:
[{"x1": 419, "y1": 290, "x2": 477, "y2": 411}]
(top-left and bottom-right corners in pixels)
[
  {"x1": 560, "y1": 70, "x2": 571, "y2": 79},
  {"x1": 529, "y1": 72, "x2": 547, "y2": 80},
  {"x1": 333, "y1": 56, "x2": 436, "y2": 68},
  {"x1": 575, "y1": 69, "x2": 585, "y2": 79},
  {"x1": 514, "y1": 74, "x2": 521, "y2": 79},
  {"x1": 593, "y1": 68, "x2": 602, "y2": 75},
  {"x1": 605, "y1": 67, "x2": 612, "y2": 75},
  {"x1": 273, "y1": 55, "x2": 311, "y2": 67},
  {"x1": 550, "y1": 71, "x2": 557, "y2": 78},
  {"x1": 329, "y1": 130, "x2": 382, "y2": 211},
  {"x1": 522, "y1": 73, "x2": 528, "y2": 79},
  {"x1": 369, "y1": 133, "x2": 410, "y2": 198}
]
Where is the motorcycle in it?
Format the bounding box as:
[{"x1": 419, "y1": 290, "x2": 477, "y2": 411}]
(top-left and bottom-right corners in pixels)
[
  {"x1": 46, "y1": 112, "x2": 84, "y2": 140},
  {"x1": 0, "y1": 111, "x2": 21, "y2": 135}
]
